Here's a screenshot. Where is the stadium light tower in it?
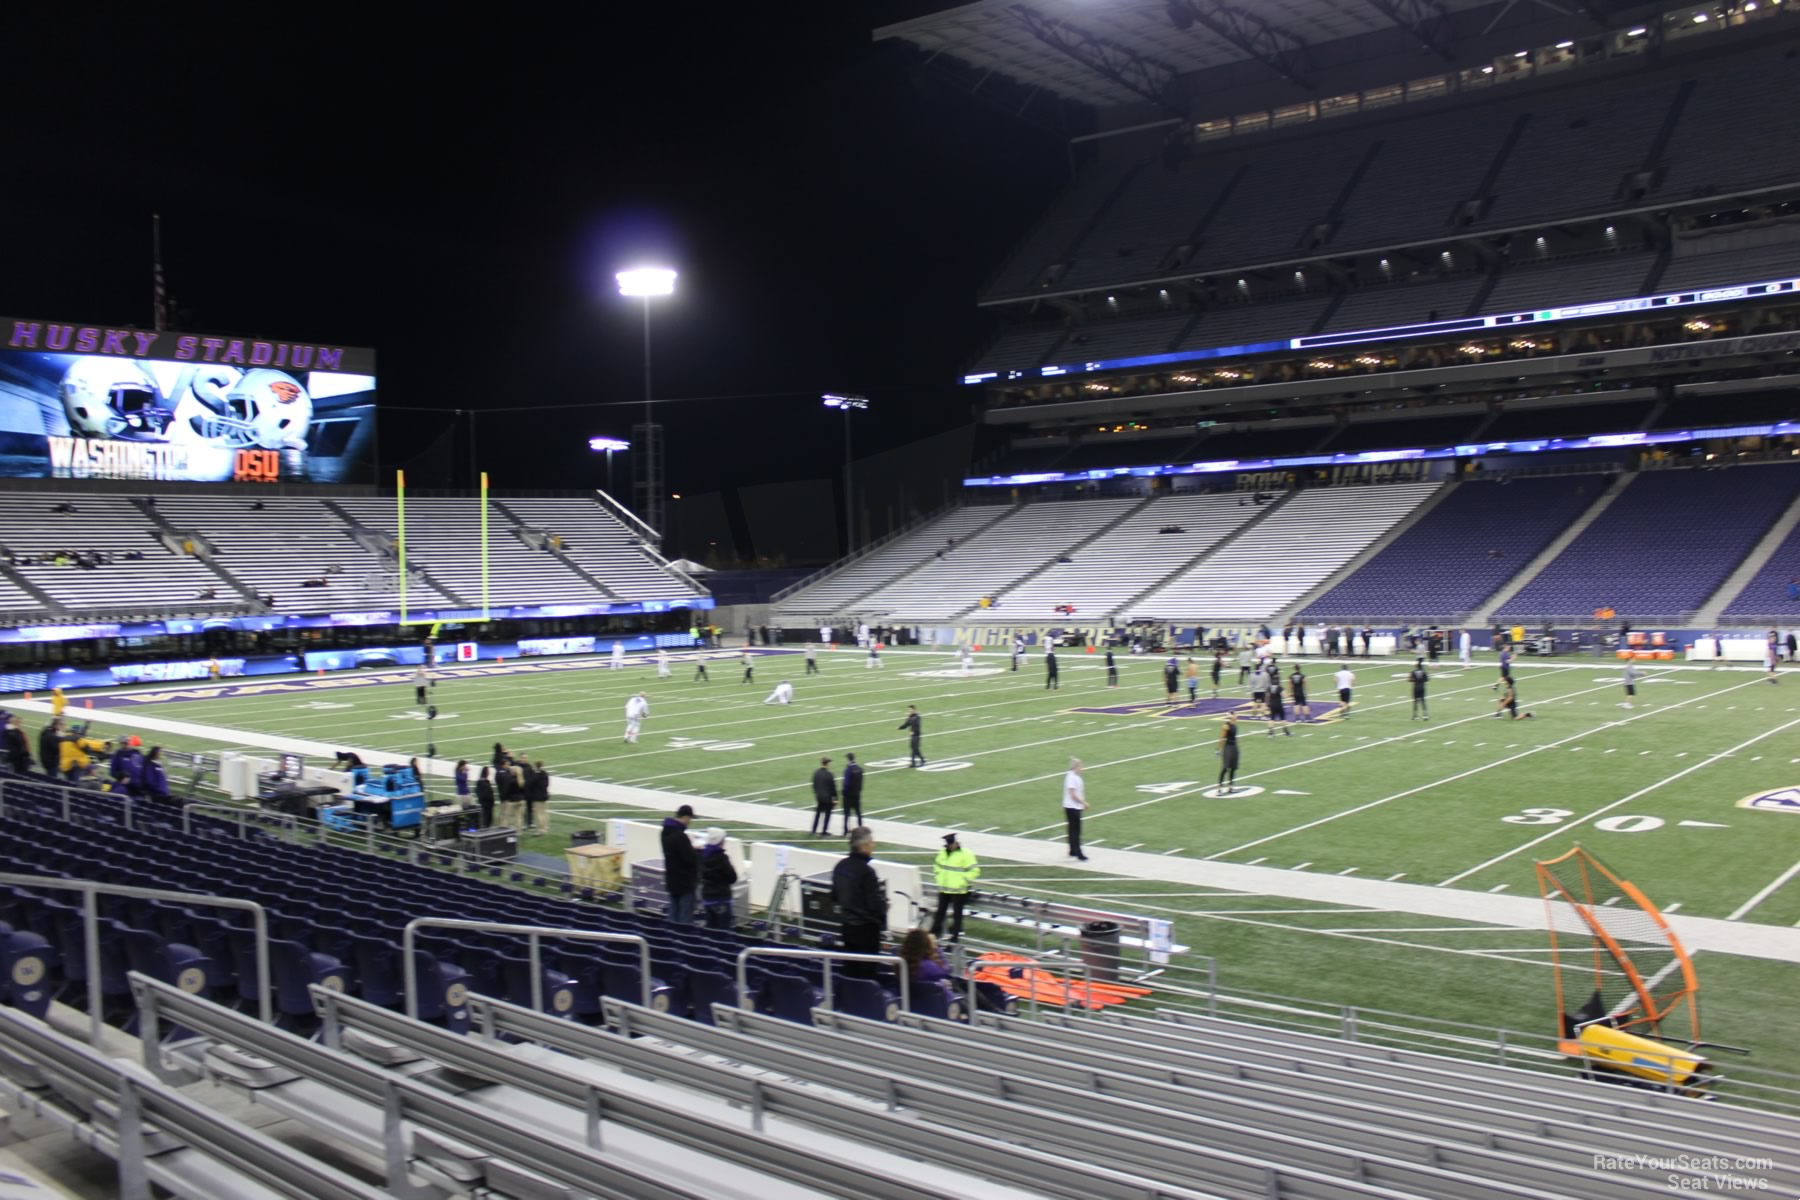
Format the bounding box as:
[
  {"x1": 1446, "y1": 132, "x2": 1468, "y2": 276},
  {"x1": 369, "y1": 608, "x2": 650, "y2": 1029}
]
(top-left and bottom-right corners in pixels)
[
  {"x1": 616, "y1": 266, "x2": 676, "y2": 539},
  {"x1": 823, "y1": 393, "x2": 869, "y2": 555},
  {"x1": 587, "y1": 435, "x2": 630, "y2": 493}
]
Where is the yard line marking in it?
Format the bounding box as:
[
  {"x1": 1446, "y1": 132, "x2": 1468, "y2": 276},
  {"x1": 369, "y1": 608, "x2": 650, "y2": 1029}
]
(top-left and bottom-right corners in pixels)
[
  {"x1": 1337, "y1": 867, "x2": 1358, "y2": 875},
  {"x1": 1120, "y1": 842, "x2": 1144, "y2": 851},
  {"x1": 1444, "y1": 707, "x2": 1800, "y2": 887},
  {"x1": 1664, "y1": 902, "x2": 1683, "y2": 914},
  {"x1": 1728, "y1": 858, "x2": 1800, "y2": 921},
  {"x1": 1087, "y1": 839, "x2": 1107, "y2": 846},
  {"x1": 1326, "y1": 925, "x2": 1524, "y2": 933},
  {"x1": 1161, "y1": 847, "x2": 1186, "y2": 855},
  {"x1": 1247, "y1": 857, "x2": 1267, "y2": 865},
  {"x1": 973, "y1": 826, "x2": 999, "y2": 834},
  {"x1": 1488, "y1": 884, "x2": 1510, "y2": 893},
  {"x1": 1603, "y1": 896, "x2": 1620, "y2": 906},
  {"x1": 1207, "y1": 675, "x2": 1760, "y2": 862},
  {"x1": 1387, "y1": 873, "x2": 1407, "y2": 881},
  {"x1": 1292, "y1": 862, "x2": 1312, "y2": 871}
]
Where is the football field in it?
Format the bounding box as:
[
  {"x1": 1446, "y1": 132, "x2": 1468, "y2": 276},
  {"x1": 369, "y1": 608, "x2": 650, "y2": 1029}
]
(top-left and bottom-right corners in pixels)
[{"x1": 52, "y1": 644, "x2": 1800, "y2": 1079}]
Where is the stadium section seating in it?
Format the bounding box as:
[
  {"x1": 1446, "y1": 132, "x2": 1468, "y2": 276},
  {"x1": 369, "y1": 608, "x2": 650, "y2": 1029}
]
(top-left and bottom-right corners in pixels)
[
  {"x1": 971, "y1": 492, "x2": 1263, "y2": 621},
  {"x1": 1303, "y1": 476, "x2": 1610, "y2": 622},
  {"x1": 1720, "y1": 518, "x2": 1800, "y2": 624},
  {"x1": 1321, "y1": 275, "x2": 1486, "y2": 333},
  {"x1": 1660, "y1": 237, "x2": 1800, "y2": 293},
  {"x1": 1174, "y1": 294, "x2": 1331, "y2": 349},
  {"x1": 773, "y1": 504, "x2": 1015, "y2": 616},
  {"x1": 0, "y1": 494, "x2": 234, "y2": 615},
  {"x1": 332, "y1": 495, "x2": 598, "y2": 606},
  {"x1": 970, "y1": 323, "x2": 1073, "y2": 375},
  {"x1": 988, "y1": 47, "x2": 1800, "y2": 304},
  {"x1": 154, "y1": 493, "x2": 459, "y2": 614},
  {"x1": 1131, "y1": 482, "x2": 1443, "y2": 621},
  {"x1": 1654, "y1": 389, "x2": 1800, "y2": 430},
  {"x1": 853, "y1": 498, "x2": 1143, "y2": 621},
  {"x1": 1498, "y1": 464, "x2": 1800, "y2": 623},
  {"x1": 1479, "y1": 251, "x2": 1659, "y2": 316},
  {"x1": 1055, "y1": 311, "x2": 1192, "y2": 362},
  {"x1": 1480, "y1": 398, "x2": 1658, "y2": 441},
  {"x1": 482, "y1": 496, "x2": 705, "y2": 602},
  {"x1": 1315, "y1": 414, "x2": 1485, "y2": 455}
]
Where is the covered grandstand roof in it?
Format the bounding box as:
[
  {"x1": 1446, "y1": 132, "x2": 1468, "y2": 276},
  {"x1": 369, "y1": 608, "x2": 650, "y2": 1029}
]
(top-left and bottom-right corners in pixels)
[{"x1": 876, "y1": 0, "x2": 1538, "y2": 109}]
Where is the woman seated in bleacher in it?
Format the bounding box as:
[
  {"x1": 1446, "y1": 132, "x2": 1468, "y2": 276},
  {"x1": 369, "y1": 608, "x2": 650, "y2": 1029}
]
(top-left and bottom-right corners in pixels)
[{"x1": 898, "y1": 929, "x2": 955, "y2": 1008}]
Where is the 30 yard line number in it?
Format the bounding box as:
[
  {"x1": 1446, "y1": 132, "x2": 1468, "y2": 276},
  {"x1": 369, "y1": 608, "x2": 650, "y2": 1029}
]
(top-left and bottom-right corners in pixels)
[{"x1": 1501, "y1": 807, "x2": 1666, "y2": 833}]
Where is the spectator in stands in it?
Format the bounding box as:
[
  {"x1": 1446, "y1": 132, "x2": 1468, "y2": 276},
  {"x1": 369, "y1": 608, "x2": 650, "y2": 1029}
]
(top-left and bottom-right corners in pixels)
[
  {"x1": 898, "y1": 929, "x2": 955, "y2": 1008},
  {"x1": 832, "y1": 827, "x2": 884, "y2": 977},
  {"x1": 36, "y1": 719, "x2": 61, "y2": 776},
  {"x1": 661, "y1": 804, "x2": 701, "y2": 924},
  {"x1": 142, "y1": 747, "x2": 169, "y2": 804},
  {"x1": 810, "y1": 757, "x2": 837, "y2": 835},
  {"x1": 4, "y1": 716, "x2": 29, "y2": 774},
  {"x1": 197, "y1": 587, "x2": 217, "y2": 599},
  {"x1": 699, "y1": 828, "x2": 737, "y2": 930},
  {"x1": 475, "y1": 767, "x2": 495, "y2": 828}
]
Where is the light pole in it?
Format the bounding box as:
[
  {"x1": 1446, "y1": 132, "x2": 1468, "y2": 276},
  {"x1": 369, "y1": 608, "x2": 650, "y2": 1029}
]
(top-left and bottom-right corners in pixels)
[
  {"x1": 587, "y1": 436, "x2": 630, "y2": 494},
  {"x1": 823, "y1": 394, "x2": 869, "y2": 556},
  {"x1": 615, "y1": 266, "x2": 676, "y2": 540}
]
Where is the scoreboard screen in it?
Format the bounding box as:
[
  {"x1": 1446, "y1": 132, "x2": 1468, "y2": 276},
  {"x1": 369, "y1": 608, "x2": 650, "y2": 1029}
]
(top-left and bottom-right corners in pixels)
[{"x1": 0, "y1": 315, "x2": 377, "y2": 484}]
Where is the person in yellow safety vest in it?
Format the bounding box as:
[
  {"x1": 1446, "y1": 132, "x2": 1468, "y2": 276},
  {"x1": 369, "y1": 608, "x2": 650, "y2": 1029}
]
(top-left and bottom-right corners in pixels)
[
  {"x1": 50, "y1": 687, "x2": 67, "y2": 719},
  {"x1": 931, "y1": 832, "x2": 981, "y2": 944}
]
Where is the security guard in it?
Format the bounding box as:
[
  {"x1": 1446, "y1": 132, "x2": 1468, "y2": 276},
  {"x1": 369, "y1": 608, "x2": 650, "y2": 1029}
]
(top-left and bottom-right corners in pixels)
[{"x1": 931, "y1": 832, "x2": 981, "y2": 943}]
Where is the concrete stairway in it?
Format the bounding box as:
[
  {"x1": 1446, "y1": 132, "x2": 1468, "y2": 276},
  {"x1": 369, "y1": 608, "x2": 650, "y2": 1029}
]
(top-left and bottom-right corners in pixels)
[{"x1": 1469, "y1": 471, "x2": 1634, "y2": 627}]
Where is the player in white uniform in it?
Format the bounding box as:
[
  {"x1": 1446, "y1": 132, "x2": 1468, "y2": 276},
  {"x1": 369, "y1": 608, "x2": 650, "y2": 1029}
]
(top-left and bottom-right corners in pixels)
[
  {"x1": 611, "y1": 641, "x2": 626, "y2": 670},
  {"x1": 960, "y1": 646, "x2": 975, "y2": 674},
  {"x1": 656, "y1": 649, "x2": 671, "y2": 678},
  {"x1": 763, "y1": 680, "x2": 794, "y2": 705},
  {"x1": 866, "y1": 643, "x2": 882, "y2": 669},
  {"x1": 1334, "y1": 665, "x2": 1355, "y2": 718},
  {"x1": 623, "y1": 693, "x2": 650, "y2": 743},
  {"x1": 1458, "y1": 629, "x2": 1472, "y2": 668}
]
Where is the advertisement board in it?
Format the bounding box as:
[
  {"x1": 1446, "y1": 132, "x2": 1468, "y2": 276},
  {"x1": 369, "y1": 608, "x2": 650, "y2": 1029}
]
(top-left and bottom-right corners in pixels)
[{"x1": 0, "y1": 315, "x2": 376, "y2": 484}]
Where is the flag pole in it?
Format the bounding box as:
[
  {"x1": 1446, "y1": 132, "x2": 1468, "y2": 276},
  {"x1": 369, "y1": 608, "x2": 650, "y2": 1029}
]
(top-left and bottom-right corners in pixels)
[{"x1": 152, "y1": 214, "x2": 168, "y2": 333}]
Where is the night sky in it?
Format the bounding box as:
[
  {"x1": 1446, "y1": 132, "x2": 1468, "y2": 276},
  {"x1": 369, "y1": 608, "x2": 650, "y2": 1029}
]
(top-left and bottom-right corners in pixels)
[{"x1": 0, "y1": 5, "x2": 1068, "y2": 517}]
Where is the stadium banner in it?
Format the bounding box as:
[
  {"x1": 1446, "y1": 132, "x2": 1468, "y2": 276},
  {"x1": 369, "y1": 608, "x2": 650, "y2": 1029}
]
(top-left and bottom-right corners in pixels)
[{"x1": 0, "y1": 314, "x2": 377, "y2": 484}]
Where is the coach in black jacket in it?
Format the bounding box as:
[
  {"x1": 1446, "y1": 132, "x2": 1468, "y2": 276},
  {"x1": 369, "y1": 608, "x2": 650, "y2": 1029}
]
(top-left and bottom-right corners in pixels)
[
  {"x1": 810, "y1": 757, "x2": 837, "y2": 836},
  {"x1": 661, "y1": 804, "x2": 701, "y2": 924},
  {"x1": 832, "y1": 827, "x2": 884, "y2": 977},
  {"x1": 840, "y1": 753, "x2": 864, "y2": 834}
]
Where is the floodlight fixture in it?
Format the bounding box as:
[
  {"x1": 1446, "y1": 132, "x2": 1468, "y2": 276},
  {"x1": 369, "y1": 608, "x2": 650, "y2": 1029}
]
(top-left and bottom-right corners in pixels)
[
  {"x1": 588, "y1": 437, "x2": 631, "y2": 452},
  {"x1": 616, "y1": 267, "x2": 677, "y2": 297},
  {"x1": 822, "y1": 393, "x2": 870, "y2": 410}
]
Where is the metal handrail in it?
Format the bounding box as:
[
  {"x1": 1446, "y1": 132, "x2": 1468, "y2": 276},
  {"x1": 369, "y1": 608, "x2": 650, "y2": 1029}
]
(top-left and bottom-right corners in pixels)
[
  {"x1": 0, "y1": 1006, "x2": 387, "y2": 1200},
  {"x1": 401, "y1": 917, "x2": 651, "y2": 1016},
  {"x1": 181, "y1": 803, "x2": 301, "y2": 840},
  {"x1": 593, "y1": 485, "x2": 662, "y2": 543},
  {"x1": 737, "y1": 946, "x2": 910, "y2": 1015},
  {"x1": 0, "y1": 871, "x2": 270, "y2": 1040}
]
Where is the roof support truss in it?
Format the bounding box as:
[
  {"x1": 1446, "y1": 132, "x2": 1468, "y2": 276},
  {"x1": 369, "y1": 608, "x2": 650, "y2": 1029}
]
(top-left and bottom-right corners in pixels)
[
  {"x1": 1005, "y1": 4, "x2": 1189, "y2": 118},
  {"x1": 1361, "y1": 0, "x2": 1457, "y2": 63},
  {"x1": 1166, "y1": 1, "x2": 1316, "y2": 92}
]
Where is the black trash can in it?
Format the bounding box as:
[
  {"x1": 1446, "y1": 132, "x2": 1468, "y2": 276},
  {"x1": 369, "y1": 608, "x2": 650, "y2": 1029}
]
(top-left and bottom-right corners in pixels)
[
  {"x1": 1078, "y1": 920, "x2": 1123, "y2": 985},
  {"x1": 569, "y1": 829, "x2": 600, "y2": 848}
]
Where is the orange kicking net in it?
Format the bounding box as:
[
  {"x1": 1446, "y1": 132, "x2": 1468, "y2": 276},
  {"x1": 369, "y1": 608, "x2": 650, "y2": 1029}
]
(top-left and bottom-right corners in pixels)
[{"x1": 970, "y1": 951, "x2": 1153, "y2": 1010}]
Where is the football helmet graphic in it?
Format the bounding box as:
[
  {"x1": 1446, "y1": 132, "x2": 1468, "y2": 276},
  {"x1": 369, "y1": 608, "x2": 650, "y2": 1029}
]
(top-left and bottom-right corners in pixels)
[
  {"x1": 227, "y1": 368, "x2": 313, "y2": 451},
  {"x1": 59, "y1": 358, "x2": 174, "y2": 440}
]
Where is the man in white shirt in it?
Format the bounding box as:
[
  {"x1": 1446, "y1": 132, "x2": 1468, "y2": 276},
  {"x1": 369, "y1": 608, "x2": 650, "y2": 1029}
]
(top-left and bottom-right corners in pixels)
[
  {"x1": 412, "y1": 665, "x2": 430, "y2": 706},
  {"x1": 804, "y1": 644, "x2": 819, "y2": 675},
  {"x1": 1458, "y1": 629, "x2": 1472, "y2": 668},
  {"x1": 764, "y1": 680, "x2": 794, "y2": 705},
  {"x1": 611, "y1": 641, "x2": 626, "y2": 670},
  {"x1": 623, "y1": 692, "x2": 650, "y2": 743},
  {"x1": 656, "y1": 649, "x2": 671, "y2": 678},
  {"x1": 856, "y1": 622, "x2": 870, "y2": 648},
  {"x1": 819, "y1": 624, "x2": 832, "y2": 645},
  {"x1": 1063, "y1": 757, "x2": 1089, "y2": 862},
  {"x1": 960, "y1": 646, "x2": 975, "y2": 674},
  {"x1": 865, "y1": 643, "x2": 882, "y2": 669},
  {"x1": 1334, "y1": 664, "x2": 1355, "y2": 718}
]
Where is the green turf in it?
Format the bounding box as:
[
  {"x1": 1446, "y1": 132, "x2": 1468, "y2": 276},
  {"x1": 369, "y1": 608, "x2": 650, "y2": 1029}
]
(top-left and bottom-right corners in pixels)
[{"x1": 61, "y1": 646, "x2": 1800, "y2": 1083}]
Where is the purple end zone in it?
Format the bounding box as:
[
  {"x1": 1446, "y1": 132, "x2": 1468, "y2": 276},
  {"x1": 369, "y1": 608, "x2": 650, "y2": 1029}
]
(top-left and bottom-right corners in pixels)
[{"x1": 1071, "y1": 697, "x2": 1343, "y2": 722}]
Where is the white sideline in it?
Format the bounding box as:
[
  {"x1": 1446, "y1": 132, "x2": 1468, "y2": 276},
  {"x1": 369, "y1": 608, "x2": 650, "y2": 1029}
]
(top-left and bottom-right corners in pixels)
[{"x1": 14, "y1": 696, "x2": 1800, "y2": 966}]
